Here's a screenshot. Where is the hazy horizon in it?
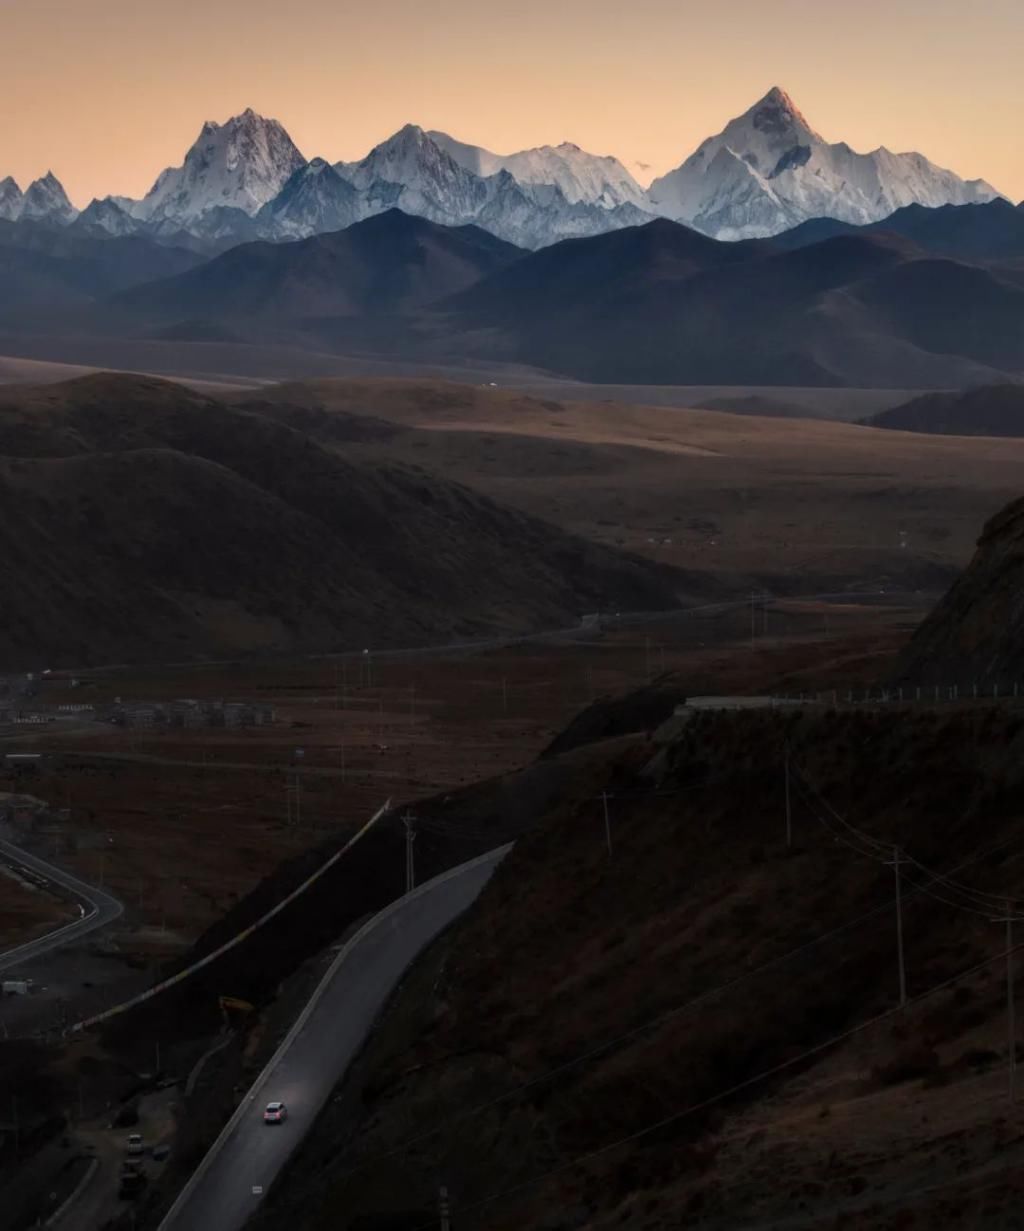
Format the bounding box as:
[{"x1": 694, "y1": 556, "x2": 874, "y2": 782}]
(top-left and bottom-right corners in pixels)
[{"x1": 2, "y1": 0, "x2": 1021, "y2": 207}]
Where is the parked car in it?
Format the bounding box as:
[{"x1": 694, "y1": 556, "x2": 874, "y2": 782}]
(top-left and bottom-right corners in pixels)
[
  {"x1": 125, "y1": 1133, "x2": 144, "y2": 1157},
  {"x1": 263, "y1": 1101, "x2": 287, "y2": 1124}
]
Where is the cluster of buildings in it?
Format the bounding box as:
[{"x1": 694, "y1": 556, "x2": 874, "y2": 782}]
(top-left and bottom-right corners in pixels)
[{"x1": 113, "y1": 699, "x2": 275, "y2": 730}]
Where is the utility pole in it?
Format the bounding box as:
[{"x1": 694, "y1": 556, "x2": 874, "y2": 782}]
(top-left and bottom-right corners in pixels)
[
  {"x1": 601, "y1": 791, "x2": 612, "y2": 858},
  {"x1": 784, "y1": 747, "x2": 792, "y2": 849},
  {"x1": 438, "y1": 1185, "x2": 451, "y2": 1231},
  {"x1": 403, "y1": 811, "x2": 417, "y2": 893},
  {"x1": 992, "y1": 901, "x2": 1017, "y2": 1102},
  {"x1": 886, "y1": 846, "x2": 907, "y2": 1009},
  {"x1": 285, "y1": 772, "x2": 302, "y2": 826}
]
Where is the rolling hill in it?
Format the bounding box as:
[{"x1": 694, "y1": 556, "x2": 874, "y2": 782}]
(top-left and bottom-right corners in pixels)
[{"x1": 0, "y1": 373, "x2": 691, "y2": 666}]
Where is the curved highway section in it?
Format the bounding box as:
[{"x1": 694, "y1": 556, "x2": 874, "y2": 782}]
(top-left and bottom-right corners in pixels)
[
  {"x1": 158, "y1": 845, "x2": 511, "y2": 1231},
  {"x1": 0, "y1": 837, "x2": 123, "y2": 974}
]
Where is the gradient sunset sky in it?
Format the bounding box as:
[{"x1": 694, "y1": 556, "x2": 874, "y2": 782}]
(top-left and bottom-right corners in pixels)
[{"x1": 3, "y1": 0, "x2": 1021, "y2": 205}]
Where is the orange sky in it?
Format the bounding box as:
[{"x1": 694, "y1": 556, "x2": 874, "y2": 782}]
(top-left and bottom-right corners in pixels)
[{"x1": 2, "y1": 0, "x2": 1021, "y2": 206}]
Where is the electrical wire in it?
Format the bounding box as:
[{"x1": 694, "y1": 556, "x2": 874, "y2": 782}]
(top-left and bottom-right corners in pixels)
[{"x1": 404, "y1": 939, "x2": 1024, "y2": 1231}]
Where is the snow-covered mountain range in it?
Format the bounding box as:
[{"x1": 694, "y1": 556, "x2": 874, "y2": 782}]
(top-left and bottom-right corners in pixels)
[{"x1": 3, "y1": 89, "x2": 1006, "y2": 248}]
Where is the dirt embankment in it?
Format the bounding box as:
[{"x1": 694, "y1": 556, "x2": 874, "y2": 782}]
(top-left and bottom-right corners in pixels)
[
  {"x1": 256, "y1": 702, "x2": 1024, "y2": 1231},
  {"x1": 895, "y1": 494, "x2": 1024, "y2": 687}
]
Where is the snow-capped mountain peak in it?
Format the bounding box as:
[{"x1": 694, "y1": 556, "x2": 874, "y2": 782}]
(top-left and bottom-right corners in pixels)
[
  {"x1": 19, "y1": 172, "x2": 78, "y2": 224},
  {"x1": 648, "y1": 86, "x2": 1001, "y2": 239},
  {"x1": 133, "y1": 108, "x2": 307, "y2": 225},
  {"x1": 257, "y1": 157, "x2": 363, "y2": 239},
  {"x1": 342, "y1": 125, "x2": 460, "y2": 191},
  {"x1": 71, "y1": 196, "x2": 141, "y2": 237}
]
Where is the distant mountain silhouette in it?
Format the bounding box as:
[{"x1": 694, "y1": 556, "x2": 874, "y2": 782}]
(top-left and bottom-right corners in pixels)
[
  {"x1": 867, "y1": 384, "x2": 1024, "y2": 436},
  {"x1": 772, "y1": 199, "x2": 1024, "y2": 264}
]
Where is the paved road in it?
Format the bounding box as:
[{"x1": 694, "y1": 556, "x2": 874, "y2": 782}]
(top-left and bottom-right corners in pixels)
[
  {"x1": 158, "y1": 845, "x2": 510, "y2": 1231},
  {"x1": 0, "y1": 837, "x2": 123, "y2": 974}
]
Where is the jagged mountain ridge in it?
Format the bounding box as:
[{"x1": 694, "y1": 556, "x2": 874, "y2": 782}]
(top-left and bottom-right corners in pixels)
[
  {"x1": 3, "y1": 87, "x2": 1005, "y2": 250},
  {"x1": 426, "y1": 129, "x2": 649, "y2": 209},
  {"x1": 333, "y1": 124, "x2": 653, "y2": 248}
]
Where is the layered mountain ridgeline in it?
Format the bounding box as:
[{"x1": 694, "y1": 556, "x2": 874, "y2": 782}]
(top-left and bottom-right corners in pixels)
[
  {"x1": 50, "y1": 209, "x2": 1023, "y2": 388},
  {"x1": 0, "y1": 374, "x2": 694, "y2": 667},
  {"x1": 895, "y1": 495, "x2": 1024, "y2": 686},
  {"x1": 866, "y1": 384, "x2": 1024, "y2": 437},
  {"x1": 251, "y1": 701, "x2": 1024, "y2": 1231},
  {"x1": 441, "y1": 221, "x2": 1024, "y2": 386}
]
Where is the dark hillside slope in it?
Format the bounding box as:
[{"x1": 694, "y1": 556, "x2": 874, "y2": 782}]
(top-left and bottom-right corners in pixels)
[
  {"x1": 447, "y1": 226, "x2": 1020, "y2": 386},
  {"x1": 0, "y1": 374, "x2": 690, "y2": 666},
  {"x1": 112, "y1": 209, "x2": 522, "y2": 320},
  {"x1": 0, "y1": 218, "x2": 201, "y2": 316},
  {"x1": 774, "y1": 199, "x2": 1024, "y2": 264},
  {"x1": 895, "y1": 494, "x2": 1024, "y2": 686},
  {"x1": 254, "y1": 703, "x2": 1024, "y2": 1231},
  {"x1": 867, "y1": 384, "x2": 1024, "y2": 437}
]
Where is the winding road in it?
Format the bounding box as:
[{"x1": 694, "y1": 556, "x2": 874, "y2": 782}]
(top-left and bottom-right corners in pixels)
[
  {"x1": 0, "y1": 837, "x2": 123, "y2": 974},
  {"x1": 157, "y1": 845, "x2": 510, "y2": 1231}
]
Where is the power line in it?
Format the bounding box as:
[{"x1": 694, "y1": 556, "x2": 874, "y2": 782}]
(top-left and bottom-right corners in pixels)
[
  {"x1": 793, "y1": 763, "x2": 1024, "y2": 917},
  {"x1": 406, "y1": 939, "x2": 1024, "y2": 1231}
]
